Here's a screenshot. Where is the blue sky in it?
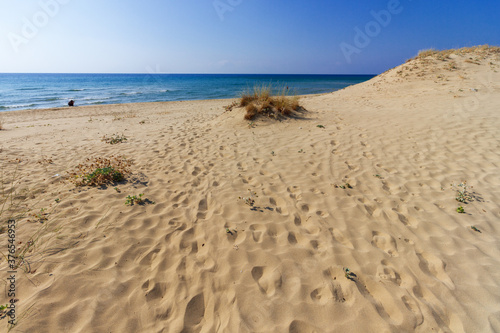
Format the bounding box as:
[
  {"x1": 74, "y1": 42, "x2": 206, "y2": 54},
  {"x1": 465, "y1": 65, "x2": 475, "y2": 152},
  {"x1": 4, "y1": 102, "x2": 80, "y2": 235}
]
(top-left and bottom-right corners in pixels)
[{"x1": 0, "y1": 0, "x2": 499, "y2": 74}]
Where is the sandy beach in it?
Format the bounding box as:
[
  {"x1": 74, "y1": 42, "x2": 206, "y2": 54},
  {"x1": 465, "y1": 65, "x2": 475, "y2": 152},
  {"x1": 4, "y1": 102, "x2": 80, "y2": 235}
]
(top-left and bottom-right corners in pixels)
[{"x1": 1, "y1": 47, "x2": 500, "y2": 332}]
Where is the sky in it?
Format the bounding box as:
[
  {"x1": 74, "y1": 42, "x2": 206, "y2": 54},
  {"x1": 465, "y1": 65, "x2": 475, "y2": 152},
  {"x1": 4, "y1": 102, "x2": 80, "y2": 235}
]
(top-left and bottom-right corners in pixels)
[{"x1": 0, "y1": 0, "x2": 499, "y2": 74}]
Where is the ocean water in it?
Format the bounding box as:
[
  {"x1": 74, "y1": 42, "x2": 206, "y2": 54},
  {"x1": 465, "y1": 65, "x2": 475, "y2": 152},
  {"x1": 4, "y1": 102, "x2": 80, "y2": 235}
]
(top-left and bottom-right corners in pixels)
[{"x1": 0, "y1": 73, "x2": 375, "y2": 112}]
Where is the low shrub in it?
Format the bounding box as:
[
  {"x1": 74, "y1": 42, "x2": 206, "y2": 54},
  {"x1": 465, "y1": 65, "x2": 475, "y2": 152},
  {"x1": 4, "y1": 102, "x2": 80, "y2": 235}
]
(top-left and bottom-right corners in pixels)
[
  {"x1": 68, "y1": 156, "x2": 131, "y2": 186},
  {"x1": 239, "y1": 84, "x2": 301, "y2": 120}
]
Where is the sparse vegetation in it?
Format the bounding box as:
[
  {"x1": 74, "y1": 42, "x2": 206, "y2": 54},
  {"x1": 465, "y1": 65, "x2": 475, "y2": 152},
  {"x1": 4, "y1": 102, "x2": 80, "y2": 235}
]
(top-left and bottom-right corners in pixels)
[
  {"x1": 67, "y1": 156, "x2": 131, "y2": 186},
  {"x1": 101, "y1": 134, "x2": 127, "y2": 145},
  {"x1": 451, "y1": 181, "x2": 472, "y2": 203},
  {"x1": 344, "y1": 267, "x2": 357, "y2": 281},
  {"x1": 457, "y1": 206, "x2": 465, "y2": 214},
  {"x1": 445, "y1": 61, "x2": 458, "y2": 71},
  {"x1": 334, "y1": 183, "x2": 352, "y2": 189},
  {"x1": 224, "y1": 101, "x2": 238, "y2": 112},
  {"x1": 125, "y1": 194, "x2": 143, "y2": 206},
  {"x1": 239, "y1": 84, "x2": 301, "y2": 120},
  {"x1": 239, "y1": 189, "x2": 258, "y2": 206},
  {"x1": 125, "y1": 193, "x2": 154, "y2": 206},
  {"x1": 413, "y1": 45, "x2": 500, "y2": 61},
  {"x1": 471, "y1": 226, "x2": 481, "y2": 233},
  {"x1": 0, "y1": 119, "x2": 3, "y2": 130}
]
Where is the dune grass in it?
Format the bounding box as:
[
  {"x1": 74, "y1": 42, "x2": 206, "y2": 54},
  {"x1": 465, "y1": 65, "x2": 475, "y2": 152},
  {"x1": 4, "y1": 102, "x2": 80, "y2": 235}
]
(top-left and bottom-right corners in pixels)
[
  {"x1": 413, "y1": 45, "x2": 500, "y2": 61},
  {"x1": 239, "y1": 84, "x2": 301, "y2": 120},
  {"x1": 67, "y1": 156, "x2": 132, "y2": 186}
]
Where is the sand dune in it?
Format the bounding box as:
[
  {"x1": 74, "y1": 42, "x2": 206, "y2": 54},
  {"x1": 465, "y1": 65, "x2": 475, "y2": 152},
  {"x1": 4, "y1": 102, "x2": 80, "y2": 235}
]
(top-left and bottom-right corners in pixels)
[{"x1": 1, "y1": 47, "x2": 500, "y2": 332}]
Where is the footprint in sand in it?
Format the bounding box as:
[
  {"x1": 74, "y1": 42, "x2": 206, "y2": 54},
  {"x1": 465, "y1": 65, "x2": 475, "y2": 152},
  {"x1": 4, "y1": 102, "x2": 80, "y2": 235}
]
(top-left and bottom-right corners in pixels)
[
  {"x1": 287, "y1": 186, "x2": 302, "y2": 200},
  {"x1": 287, "y1": 232, "x2": 298, "y2": 245},
  {"x1": 183, "y1": 293, "x2": 205, "y2": 328},
  {"x1": 416, "y1": 251, "x2": 455, "y2": 290},
  {"x1": 329, "y1": 228, "x2": 354, "y2": 249},
  {"x1": 401, "y1": 295, "x2": 424, "y2": 327},
  {"x1": 310, "y1": 285, "x2": 337, "y2": 305},
  {"x1": 377, "y1": 261, "x2": 402, "y2": 285},
  {"x1": 363, "y1": 151, "x2": 374, "y2": 159},
  {"x1": 289, "y1": 320, "x2": 319, "y2": 333},
  {"x1": 197, "y1": 198, "x2": 208, "y2": 219},
  {"x1": 249, "y1": 224, "x2": 265, "y2": 243},
  {"x1": 371, "y1": 231, "x2": 399, "y2": 257},
  {"x1": 293, "y1": 214, "x2": 302, "y2": 226},
  {"x1": 251, "y1": 266, "x2": 282, "y2": 296}
]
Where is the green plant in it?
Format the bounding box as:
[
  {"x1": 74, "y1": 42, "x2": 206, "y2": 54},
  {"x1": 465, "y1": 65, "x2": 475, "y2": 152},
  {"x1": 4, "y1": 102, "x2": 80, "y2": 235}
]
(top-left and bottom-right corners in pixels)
[
  {"x1": 29, "y1": 208, "x2": 48, "y2": 223},
  {"x1": 344, "y1": 267, "x2": 357, "y2": 281},
  {"x1": 101, "y1": 134, "x2": 127, "y2": 145},
  {"x1": 317, "y1": 125, "x2": 325, "y2": 129},
  {"x1": 471, "y1": 226, "x2": 481, "y2": 233},
  {"x1": 298, "y1": 149, "x2": 304, "y2": 153},
  {"x1": 451, "y1": 181, "x2": 473, "y2": 203},
  {"x1": 124, "y1": 194, "x2": 155, "y2": 206},
  {"x1": 68, "y1": 156, "x2": 131, "y2": 186},
  {"x1": 457, "y1": 206, "x2": 465, "y2": 213},
  {"x1": 125, "y1": 194, "x2": 143, "y2": 206},
  {"x1": 224, "y1": 101, "x2": 238, "y2": 112},
  {"x1": 239, "y1": 189, "x2": 258, "y2": 206}
]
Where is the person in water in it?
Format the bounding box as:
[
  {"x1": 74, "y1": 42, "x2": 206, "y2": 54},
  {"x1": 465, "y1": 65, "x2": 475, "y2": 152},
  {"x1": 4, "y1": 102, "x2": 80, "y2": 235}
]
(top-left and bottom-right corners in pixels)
[{"x1": 68, "y1": 100, "x2": 74, "y2": 107}]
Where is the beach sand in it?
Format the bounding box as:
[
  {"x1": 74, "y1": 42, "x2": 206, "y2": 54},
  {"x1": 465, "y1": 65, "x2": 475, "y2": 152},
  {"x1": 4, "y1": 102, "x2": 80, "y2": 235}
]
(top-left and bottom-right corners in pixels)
[{"x1": 1, "y1": 47, "x2": 500, "y2": 332}]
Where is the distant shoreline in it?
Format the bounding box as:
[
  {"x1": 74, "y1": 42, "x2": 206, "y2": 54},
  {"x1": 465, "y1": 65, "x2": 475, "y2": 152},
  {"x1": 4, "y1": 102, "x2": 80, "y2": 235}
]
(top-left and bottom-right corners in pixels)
[{"x1": 0, "y1": 73, "x2": 376, "y2": 112}]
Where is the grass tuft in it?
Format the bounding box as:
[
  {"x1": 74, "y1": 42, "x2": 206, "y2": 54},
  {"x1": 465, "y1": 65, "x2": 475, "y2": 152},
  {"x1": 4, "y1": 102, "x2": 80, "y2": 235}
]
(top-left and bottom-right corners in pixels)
[
  {"x1": 101, "y1": 134, "x2": 127, "y2": 145},
  {"x1": 412, "y1": 45, "x2": 500, "y2": 61},
  {"x1": 67, "y1": 156, "x2": 132, "y2": 186},
  {"x1": 239, "y1": 84, "x2": 301, "y2": 120}
]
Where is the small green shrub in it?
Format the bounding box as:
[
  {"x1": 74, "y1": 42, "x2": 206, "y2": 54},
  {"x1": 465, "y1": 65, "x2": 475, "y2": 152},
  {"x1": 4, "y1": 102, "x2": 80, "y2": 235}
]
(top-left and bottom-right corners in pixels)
[
  {"x1": 125, "y1": 194, "x2": 143, "y2": 206},
  {"x1": 68, "y1": 156, "x2": 131, "y2": 186},
  {"x1": 451, "y1": 181, "x2": 472, "y2": 203},
  {"x1": 101, "y1": 134, "x2": 127, "y2": 144}
]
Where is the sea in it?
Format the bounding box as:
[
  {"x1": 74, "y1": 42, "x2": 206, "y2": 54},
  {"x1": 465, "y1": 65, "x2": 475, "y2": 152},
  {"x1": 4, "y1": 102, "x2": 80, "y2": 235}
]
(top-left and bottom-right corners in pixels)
[{"x1": 0, "y1": 73, "x2": 375, "y2": 112}]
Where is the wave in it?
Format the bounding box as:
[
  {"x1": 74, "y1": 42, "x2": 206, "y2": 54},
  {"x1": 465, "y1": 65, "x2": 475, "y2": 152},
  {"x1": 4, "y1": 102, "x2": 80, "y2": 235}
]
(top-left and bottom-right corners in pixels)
[
  {"x1": 16, "y1": 87, "x2": 44, "y2": 91},
  {"x1": 119, "y1": 91, "x2": 143, "y2": 96},
  {"x1": 1, "y1": 103, "x2": 37, "y2": 110},
  {"x1": 40, "y1": 97, "x2": 64, "y2": 102},
  {"x1": 82, "y1": 96, "x2": 113, "y2": 101},
  {"x1": 68, "y1": 89, "x2": 86, "y2": 92}
]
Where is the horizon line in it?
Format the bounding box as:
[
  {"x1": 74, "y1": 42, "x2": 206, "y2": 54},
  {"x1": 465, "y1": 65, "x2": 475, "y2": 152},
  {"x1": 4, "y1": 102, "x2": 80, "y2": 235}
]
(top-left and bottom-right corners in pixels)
[{"x1": 0, "y1": 72, "x2": 378, "y2": 76}]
